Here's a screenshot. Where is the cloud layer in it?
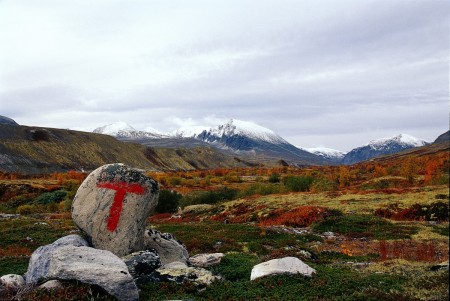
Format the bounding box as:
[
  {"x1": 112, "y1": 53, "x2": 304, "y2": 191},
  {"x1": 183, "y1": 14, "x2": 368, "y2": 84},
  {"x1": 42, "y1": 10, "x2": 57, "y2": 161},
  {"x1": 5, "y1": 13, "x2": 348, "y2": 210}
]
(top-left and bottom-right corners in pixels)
[{"x1": 0, "y1": 0, "x2": 448, "y2": 151}]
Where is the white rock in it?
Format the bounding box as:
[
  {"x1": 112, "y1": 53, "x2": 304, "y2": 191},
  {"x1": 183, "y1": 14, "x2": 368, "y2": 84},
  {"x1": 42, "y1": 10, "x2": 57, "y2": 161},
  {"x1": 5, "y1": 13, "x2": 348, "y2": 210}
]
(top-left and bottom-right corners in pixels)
[
  {"x1": 72, "y1": 163, "x2": 159, "y2": 257},
  {"x1": 0, "y1": 274, "x2": 25, "y2": 291},
  {"x1": 189, "y1": 253, "x2": 225, "y2": 268},
  {"x1": 250, "y1": 257, "x2": 316, "y2": 281}
]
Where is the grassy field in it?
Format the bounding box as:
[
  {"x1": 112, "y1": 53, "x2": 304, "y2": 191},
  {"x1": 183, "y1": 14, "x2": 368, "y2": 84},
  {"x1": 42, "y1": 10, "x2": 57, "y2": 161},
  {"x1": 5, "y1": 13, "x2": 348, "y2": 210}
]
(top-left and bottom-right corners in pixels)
[{"x1": 0, "y1": 160, "x2": 448, "y2": 300}]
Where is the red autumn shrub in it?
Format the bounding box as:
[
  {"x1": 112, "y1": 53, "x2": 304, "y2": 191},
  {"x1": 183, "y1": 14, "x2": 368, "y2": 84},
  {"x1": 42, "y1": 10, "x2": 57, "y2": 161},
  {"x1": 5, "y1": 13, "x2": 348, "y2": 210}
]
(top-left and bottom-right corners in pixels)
[
  {"x1": 374, "y1": 202, "x2": 449, "y2": 221},
  {"x1": 260, "y1": 206, "x2": 333, "y2": 227},
  {"x1": 378, "y1": 240, "x2": 443, "y2": 262}
]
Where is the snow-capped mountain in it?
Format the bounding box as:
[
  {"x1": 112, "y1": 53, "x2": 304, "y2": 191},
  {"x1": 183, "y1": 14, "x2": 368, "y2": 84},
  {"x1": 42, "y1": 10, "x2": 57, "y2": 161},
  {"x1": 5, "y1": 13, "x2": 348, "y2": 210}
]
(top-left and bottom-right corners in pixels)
[
  {"x1": 342, "y1": 134, "x2": 428, "y2": 165},
  {"x1": 196, "y1": 119, "x2": 287, "y2": 145},
  {"x1": 305, "y1": 147, "x2": 346, "y2": 161},
  {"x1": 194, "y1": 119, "x2": 328, "y2": 165},
  {"x1": 93, "y1": 122, "x2": 167, "y2": 139}
]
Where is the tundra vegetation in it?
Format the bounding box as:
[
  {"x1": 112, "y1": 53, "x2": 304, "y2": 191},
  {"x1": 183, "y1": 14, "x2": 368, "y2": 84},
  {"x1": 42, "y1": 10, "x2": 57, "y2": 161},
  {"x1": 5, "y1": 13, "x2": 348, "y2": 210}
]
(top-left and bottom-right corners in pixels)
[{"x1": 0, "y1": 152, "x2": 448, "y2": 300}]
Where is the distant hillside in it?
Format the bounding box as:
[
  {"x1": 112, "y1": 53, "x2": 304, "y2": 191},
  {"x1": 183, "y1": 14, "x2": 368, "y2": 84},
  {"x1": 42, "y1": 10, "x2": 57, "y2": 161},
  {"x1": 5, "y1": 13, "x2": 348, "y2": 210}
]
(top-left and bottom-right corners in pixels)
[
  {"x1": 0, "y1": 115, "x2": 19, "y2": 126},
  {"x1": 0, "y1": 124, "x2": 247, "y2": 174},
  {"x1": 434, "y1": 130, "x2": 449, "y2": 144}
]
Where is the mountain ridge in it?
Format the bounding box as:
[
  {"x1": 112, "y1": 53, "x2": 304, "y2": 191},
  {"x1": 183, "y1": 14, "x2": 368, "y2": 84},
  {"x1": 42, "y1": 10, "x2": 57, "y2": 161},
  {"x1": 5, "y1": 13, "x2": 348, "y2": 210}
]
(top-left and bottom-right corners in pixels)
[
  {"x1": 0, "y1": 124, "x2": 250, "y2": 174},
  {"x1": 342, "y1": 133, "x2": 429, "y2": 165}
]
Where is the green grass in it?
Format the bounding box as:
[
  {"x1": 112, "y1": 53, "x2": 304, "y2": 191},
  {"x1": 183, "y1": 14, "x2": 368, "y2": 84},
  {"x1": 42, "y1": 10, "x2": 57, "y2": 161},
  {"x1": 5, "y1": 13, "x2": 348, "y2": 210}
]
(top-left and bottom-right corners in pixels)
[
  {"x1": 432, "y1": 224, "x2": 449, "y2": 237},
  {"x1": 311, "y1": 214, "x2": 419, "y2": 240},
  {"x1": 140, "y1": 265, "x2": 408, "y2": 301},
  {"x1": 0, "y1": 257, "x2": 29, "y2": 275},
  {"x1": 0, "y1": 217, "x2": 76, "y2": 250},
  {"x1": 154, "y1": 222, "x2": 314, "y2": 256},
  {"x1": 211, "y1": 253, "x2": 260, "y2": 281}
]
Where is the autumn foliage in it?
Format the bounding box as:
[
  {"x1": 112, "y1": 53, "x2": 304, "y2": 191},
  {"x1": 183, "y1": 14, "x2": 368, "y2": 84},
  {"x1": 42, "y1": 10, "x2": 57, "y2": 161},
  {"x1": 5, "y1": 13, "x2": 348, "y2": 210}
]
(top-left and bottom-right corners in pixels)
[{"x1": 260, "y1": 206, "x2": 337, "y2": 227}]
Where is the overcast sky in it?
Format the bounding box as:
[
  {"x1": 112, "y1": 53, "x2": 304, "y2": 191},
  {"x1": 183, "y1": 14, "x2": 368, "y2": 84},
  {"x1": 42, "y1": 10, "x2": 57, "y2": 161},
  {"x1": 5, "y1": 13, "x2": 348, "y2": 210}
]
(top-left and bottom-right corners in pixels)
[{"x1": 0, "y1": 0, "x2": 448, "y2": 152}]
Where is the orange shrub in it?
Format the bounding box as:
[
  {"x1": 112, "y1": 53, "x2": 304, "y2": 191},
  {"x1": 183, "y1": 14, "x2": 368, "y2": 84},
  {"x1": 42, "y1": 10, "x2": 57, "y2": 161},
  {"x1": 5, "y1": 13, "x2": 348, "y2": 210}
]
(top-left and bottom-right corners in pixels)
[
  {"x1": 378, "y1": 240, "x2": 444, "y2": 262},
  {"x1": 260, "y1": 206, "x2": 333, "y2": 227}
]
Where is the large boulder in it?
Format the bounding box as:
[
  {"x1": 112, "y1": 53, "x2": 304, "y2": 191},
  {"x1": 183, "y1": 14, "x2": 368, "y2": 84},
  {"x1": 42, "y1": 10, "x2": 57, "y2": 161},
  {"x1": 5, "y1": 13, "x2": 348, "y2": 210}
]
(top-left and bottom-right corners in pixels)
[
  {"x1": 26, "y1": 234, "x2": 89, "y2": 284},
  {"x1": 27, "y1": 244, "x2": 138, "y2": 301},
  {"x1": 72, "y1": 163, "x2": 159, "y2": 256},
  {"x1": 144, "y1": 229, "x2": 189, "y2": 265},
  {"x1": 250, "y1": 257, "x2": 316, "y2": 281}
]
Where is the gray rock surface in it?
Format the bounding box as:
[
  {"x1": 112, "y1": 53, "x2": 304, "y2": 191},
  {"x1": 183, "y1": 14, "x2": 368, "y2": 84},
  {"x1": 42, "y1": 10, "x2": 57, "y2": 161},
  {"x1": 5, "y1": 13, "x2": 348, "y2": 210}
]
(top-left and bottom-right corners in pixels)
[
  {"x1": 250, "y1": 257, "x2": 316, "y2": 281},
  {"x1": 0, "y1": 213, "x2": 20, "y2": 219},
  {"x1": 122, "y1": 249, "x2": 161, "y2": 286},
  {"x1": 153, "y1": 261, "x2": 220, "y2": 288},
  {"x1": 26, "y1": 234, "x2": 89, "y2": 284},
  {"x1": 144, "y1": 229, "x2": 189, "y2": 265},
  {"x1": 0, "y1": 274, "x2": 25, "y2": 291},
  {"x1": 30, "y1": 245, "x2": 138, "y2": 301},
  {"x1": 72, "y1": 163, "x2": 159, "y2": 256},
  {"x1": 189, "y1": 253, "x2": 224, "y2": 268}
]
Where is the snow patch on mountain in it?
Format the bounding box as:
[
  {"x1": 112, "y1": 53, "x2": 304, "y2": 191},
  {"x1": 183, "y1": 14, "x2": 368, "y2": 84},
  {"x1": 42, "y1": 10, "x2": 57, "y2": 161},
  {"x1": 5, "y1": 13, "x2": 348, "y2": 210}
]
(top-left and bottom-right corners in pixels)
[
  {"x1": 305, "y1": 147, "x2": 346, "y2": 160},
  {"x1": 367, "y1": 134, "x2": 428, "y2": 150},
  {"x1": 198, "y1": 119, "x2": 287, "y2": 144},
  {"x1": 93, "y1": 121, "x2": 136, "y2": 136},
  {"x1": 93, "y1": 122, "x2": 167, "y2": 139},
  {"x1": 173, "y1": 125, "x2": 209, "y2": 138}
]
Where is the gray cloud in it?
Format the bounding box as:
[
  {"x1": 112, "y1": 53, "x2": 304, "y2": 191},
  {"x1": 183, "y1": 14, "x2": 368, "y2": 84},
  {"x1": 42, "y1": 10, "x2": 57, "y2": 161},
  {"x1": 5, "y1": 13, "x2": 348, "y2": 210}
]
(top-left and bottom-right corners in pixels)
[{"x1": 0, "y1": 0, "x2": 448, "y2": 151}]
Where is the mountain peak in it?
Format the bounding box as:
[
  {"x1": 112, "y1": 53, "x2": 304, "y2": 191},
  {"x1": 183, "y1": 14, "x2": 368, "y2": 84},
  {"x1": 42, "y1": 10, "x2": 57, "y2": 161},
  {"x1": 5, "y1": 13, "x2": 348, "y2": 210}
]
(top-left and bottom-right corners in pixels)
[
  {"x1": 93, "y1": 121, "x2": 136, "y2": 135},
  {"x1": 368, "y1": 133, "x2": 427, "y2": 150},
  {"x1": 342, "y1": 133, "x2": 428, "y2": 164},
  {"x1": 305, "y1": 147, "x2": 345, "y2": 160},
  {"x1": 203, "y1": 119, "x2": 285, "y2": 144},
  {"x1": 93, "y1": 122, "x2": 167, "y2": 139}
]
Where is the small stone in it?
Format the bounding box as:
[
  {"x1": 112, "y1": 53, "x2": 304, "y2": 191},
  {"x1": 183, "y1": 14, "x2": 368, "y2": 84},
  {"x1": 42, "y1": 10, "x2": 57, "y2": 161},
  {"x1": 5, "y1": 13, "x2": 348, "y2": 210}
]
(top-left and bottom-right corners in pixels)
[
  {"x1": 0, "y1": 213, "x2": 20, "y2": 219},
  {"x1": 250, "y1": 257, "x2": 316, "y2": 281},
  {"x1": 0, "y1": 274, "x2": 25, "y2": 291},
  {"x1": 322, "y1": 231, "x2": 336, "y2": 238},
  {"x1": 430, "y1": 261, "x2": 449, "y2": 271},
  {"x1": 72, "y1": 163, "x2": 159, "y2": 257},
  {"x1": 297, "y1": 250, "x2": 312, "y2": 259},
  {"x1": 34, "y1": 222, "x2": 49, "y2": 226},
  {"x1": 144, "y1": 229, "x2": 189, "y2": 265},
  {"x1": 38, "y1": 280, "x2": 63, "y2": 290},
  {"x1": 189, "y1": 253, "x2": 225, "y2": 268}
]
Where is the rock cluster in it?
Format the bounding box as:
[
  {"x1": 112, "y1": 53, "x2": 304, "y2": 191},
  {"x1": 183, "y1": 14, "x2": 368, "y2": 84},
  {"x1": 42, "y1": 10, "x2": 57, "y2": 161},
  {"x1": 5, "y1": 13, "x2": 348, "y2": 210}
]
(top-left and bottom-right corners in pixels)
[{"x1": 0, "y1": 163, "x2": 220, "y2": 301}]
